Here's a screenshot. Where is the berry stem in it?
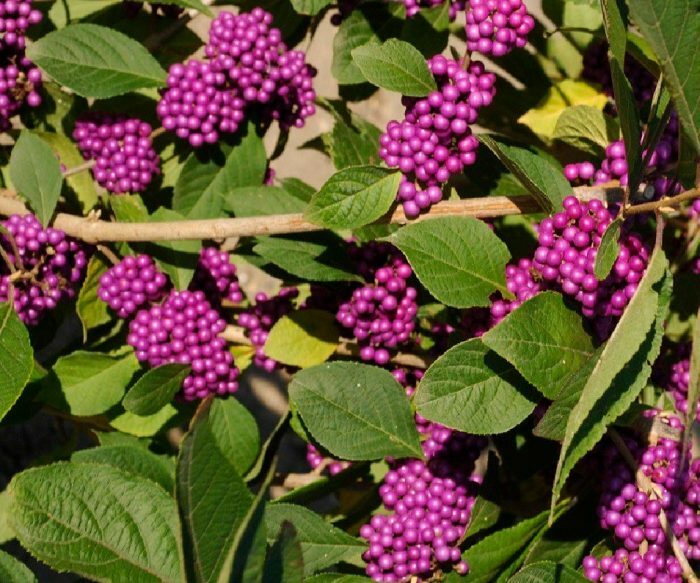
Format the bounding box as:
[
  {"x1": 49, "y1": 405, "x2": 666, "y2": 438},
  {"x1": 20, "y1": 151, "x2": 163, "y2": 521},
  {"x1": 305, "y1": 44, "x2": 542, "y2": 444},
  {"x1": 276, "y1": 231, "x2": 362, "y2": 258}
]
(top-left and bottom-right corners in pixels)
[
  {"x1": 609, "y1": 428, "x2": 699, "y2": 583},
  {"x1": 62, "y1": 159, "x2": 95, "y2": 178},
  {"x1": 96, "y1": 244, "x2": 120, "y2": 266}
]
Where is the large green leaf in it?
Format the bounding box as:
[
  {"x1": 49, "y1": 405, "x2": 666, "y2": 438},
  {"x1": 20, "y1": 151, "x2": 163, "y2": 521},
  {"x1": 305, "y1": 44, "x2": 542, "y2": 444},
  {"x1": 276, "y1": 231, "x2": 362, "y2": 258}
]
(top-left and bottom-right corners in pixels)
[
  {"x1": 9, "y1": 132, "x2": 63, "y2": 227},
  {"x1": 479, "y1": 136, "x2": 571, "y2": 214},
  {"x1": 177, "y1": 397, "x2": 254, "y2": 583},
  {"x1": 351, "y1": 39, "x2": 437, "y2": 96},
  {"x1": 225, "y1": 186, "x2": 308, "y2": 217},
  {"x1": 72, "y1": 445, "x2": 175, "y2": 492},
  {"x1": 627, "y1": 0, "x2": 700, "y2": 154},
  {"x1": 306, "y1": 167, "x2": 400, "y2": 230},
  {"x1": 9, "y1": 462, "x2": 183, "y2": 583},
  {"x1": 391, "y1": 216, "x2": 511, "y2": 308},
  {"x1": 26, "y1": 24, "x2": 167, "y2": 98},
  {"x1": 0, "y1": 303, "x2": 33, "y2": 423},
  {"x1": 123, "y1": 363, "x2": 190, "y2": 416},
  {"x1": 265, "y1": 504, "x2": 365, "y2": 575},
  {"x1": 553, "y1": 105, "x2": 620, "y2": 154},
  {"x1": 553, "y1": 250, "x2": 671, "y2": 505},
  {"x1": 289, "y1": 362, "x2": 423, "y2": 460},
  {"x1": 47, "y1": 351, "x2": 140, "y2": 416},
  {"x1": 482, "y1": 292, "x2": 596, "y2": 399},
  {"x1": 0, "y1": 550, "x2": 37, "y2": 583},
  {"x1": 415, "y1": 338, "x2": 537, "y2": 434},
  {"x1": 174, "y1": 125, "x2": 267, "y2": 219},
  {"x1": 265, "y1": 310, "x2": 339, "y2": 368}
]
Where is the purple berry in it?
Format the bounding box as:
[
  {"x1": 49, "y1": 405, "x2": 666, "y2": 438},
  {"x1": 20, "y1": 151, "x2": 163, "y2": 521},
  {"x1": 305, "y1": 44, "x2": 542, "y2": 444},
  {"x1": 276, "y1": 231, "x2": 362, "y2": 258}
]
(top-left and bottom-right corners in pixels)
[
  {"x1": 465, "y1": 0, "x2": 535, "y2": 57},
  {"x1": 189, "y1": 247, "x2": 244, "y2": 308},
  {"x1": 0, "y1": 0, "x2": 42, "y2": 50}
]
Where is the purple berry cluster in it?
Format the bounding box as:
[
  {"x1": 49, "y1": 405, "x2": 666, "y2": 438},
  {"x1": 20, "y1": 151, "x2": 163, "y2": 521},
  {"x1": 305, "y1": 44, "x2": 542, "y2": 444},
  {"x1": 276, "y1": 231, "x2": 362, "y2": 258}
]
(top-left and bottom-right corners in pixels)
[
  {"x1": 73, "y1": 114, "x2": 160, "y2": 194},
  {"x1": 190, "y1": 247, "x2": 244, "y2": 308},
  {"x1": 336, "y1": 257, "x2": 417, "y2": 365},
  {"x1": 157, "y1": 60, "x2": 246, "y2": 148},
  {"x1": 98, "y1": 254, "x2": 169, "y2": 319},
  {"x1": 0, "y1": 214, "x2": 89, "y2": 325},
  {"x1": 489, "y1": 258, "x2": 544, "y2": 325},
  {"x1": 465, "y1": 0, "x2": 535, "y2": 57},
  {"x1": 237, "y1": 287, "x2": 299, "y2": 372},
  {"x1": 380, "y1": 56, "x2": 495, "y2": 217},
  {"x1": 205, "y1": 8, "x2": 317, "y2": 131},
  {"x1": 127, "y1": 290, "x2": 239, "y2": 400},
  {"x1": 0, "y1": 0, "x2": 41, "y2": 49},
  {"x1": 0, "y1": 47, "x2": 42, "y2": 130},
  {"x1": 654, "y1": 344, "x2": 697, "y2": 422},
  {"x1": 533, "y1": 196, "x2": 650, "y2": 320},
  {"x1": 582, "y1": 548, "x2": 683, "y2": 583}
]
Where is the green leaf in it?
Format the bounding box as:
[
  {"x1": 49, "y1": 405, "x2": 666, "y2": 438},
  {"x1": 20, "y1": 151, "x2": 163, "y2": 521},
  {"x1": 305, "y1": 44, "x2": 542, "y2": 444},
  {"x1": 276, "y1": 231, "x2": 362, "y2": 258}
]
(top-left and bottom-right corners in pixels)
[
  {"x1": 280, "y1": 178, "x2": 316, "y2": 203},
  {"x1": 482, "y1": 292, "x2": 596, "y2": 399},
  {"x1": 49, "y1": 350, "x2": 140, "y2": 416},
  {"x1": 627, "y1": 0, "x2": 700, "y2": 154},
  {"x1": 519, "y1": 80, "x2": 609, "y2": 140},
  {"x1": 9, "y1": 462, "x2": 183, "y2": 582},
  {"x1": 391, "y1": 216, "x2": 511, "y2": 308},
  {"x1": 553, "y1": 105, "x2": 620, "y2": 153},
  {"x1": 208, "y1": 397, "x2": 261, "y2": 477},
  {"x1": 110, "y1": 404, "x2": 178, "y2": 437},
  {"x1": 306, "y1": 575, "x2": 371, "y2": 583},
  {"x1": 265, "y1": 504, "x2": 365, "y2": 575},
  {"x1": 146, "y1": 207, "x2": 200, "y2": 289},
  {"x1": 123, "y1": 363, "x2": 190, "y2": 416},
  {"x1": 459, "y1": 510, "x2": 550, "y2": 583},
  {"x1": 332, "y1": 9, "x2": 378, "y2": 85},
  {"x1": 152, "y1": 0, "x2": 213, "y2": 15},
  {"x1": 0, "y1": 490, "x2": 13, "y2": 543},
  {"x1": 77, "y1": 254, "x2": 111, "y2": 339},
  {"x1": 263, "y1": 522, "x2": 305, "y2": 583},
  {"x1": 174, "y1": 125, "x2": 267, "y2": 219},
  {"x1": 26, "y1": 24, "x2": 167, "y2": 98},
  {"x1": 177, "y1": 397, "x2": 254, "y2": 583},
  {"x1": 111, "y1": 193, "x2": 149, "y2": 223},
  {"x1": 290, "y1": 0, "x2": 332, "y2": 15},
  {"x1": 553, "y1": 250, "x2": 670, "y2": 505},
  {"x1": 479, "y1": 136, "x2": 571, "y2": 213},
  {"x1": 36, "y1": 131, "x2": 98, "y2": 213},
  {"x1": 72, "y1": 445, "x2": 175, "y2": 492},
  {"x1": 464, "y1": 496, "x2": 501, "y2": 539},
  {"x1": 289, "y1": 362, "x2": 423, "y2": 460},
  {"x1": 594, "y1": 218, "x2": 622, "y2": 280},
  {"x1": 0, "y1": 550, "x2": 37, "y2": 583},
  {"x1": 682, "y1": 306, "x2": 700, "y2": 453},
  {"x1": 226, "y1": 186, "x2": 308, "y2": 217},
  {"x1": 414, "y1": 338, "x2": 537, "y2": 434},
  {"x1": 510, "y1": 561, "x2": 589, "y2": 583},
  {"x1": 351, "y1": 39, "x2": 437, "y2": 96},
  {"x1": 254, "y1": 234, "x2": 362, "y2": 282},
  {"x1": 265, "y1": 310, "x2": 339, "y2": 368},
  {"x1": 306, "y1": 167, "x2": 400, "y2": 230},
  {"x1": 0, "y1": 303, "x2": 33, "y2": 423},
  {"x1": 524, "y1": 539, "x2": 587, "y2": 569},
  {"x1": 9, "y1": 132, "x2": 63, "y2": 227},
  {"x1": 327, "y1": 112, "x2": 383, "y2": 168}
]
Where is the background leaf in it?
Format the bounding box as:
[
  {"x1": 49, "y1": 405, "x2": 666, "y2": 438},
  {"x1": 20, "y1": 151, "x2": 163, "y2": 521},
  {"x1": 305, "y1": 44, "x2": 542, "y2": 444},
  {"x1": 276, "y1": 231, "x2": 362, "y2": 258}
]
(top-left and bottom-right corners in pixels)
[
  {"x1": 226, "y1": 186, "x2": 308, "y2": 217},
  {"x1": 9, "y1": 132, "x2": 63, "y2": 227},
  {"x1": 594, "y1": 219, "x2": 622, "y2": 280},
  {"x1": 510, "y1": 561, "x2": 589, "y2": 583},
  {"x1": 290, "y1": 0, "x2": 332, "y2": 15},
  {"x1": 415, "y1": 338, "x2": 537, "y2": 434},
  {"x1": 76, "y1": 254, "x2": 111, "y2": 339},
  {"x1": 265, "y1": 310, "x2": 339, "y2": 368},
  {"x1": 289, "y1": 362, "x2": 423, "y2": 460},
  {"x1": 0, "y1": 550, "x2": 37, "y2": 583},
  {"x1": 391, "y1": 216, "x2": 511, "y2": 308},
  {"x1": 123, "y1": 363, "x2": 190, "y2": 416},
  {"x1": 0, "y1": 303, "x2": 33, "y2": 423},
  {"x1": 9, "y1": 462, "x2": 183, "y2": 583},
  {"x1": 26, "y1": 24, "x2": 167, "y2": 98},
  {"x1": 553, "y1": 105, "x2": 620, "y2": 153}
]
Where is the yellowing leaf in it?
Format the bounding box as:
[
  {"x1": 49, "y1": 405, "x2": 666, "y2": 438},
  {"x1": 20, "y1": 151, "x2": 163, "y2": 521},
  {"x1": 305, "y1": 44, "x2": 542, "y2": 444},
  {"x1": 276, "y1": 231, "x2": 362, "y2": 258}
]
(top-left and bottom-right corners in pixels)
[{"x1": 518, "y1": 80, "x2": 608, "y2": 139}]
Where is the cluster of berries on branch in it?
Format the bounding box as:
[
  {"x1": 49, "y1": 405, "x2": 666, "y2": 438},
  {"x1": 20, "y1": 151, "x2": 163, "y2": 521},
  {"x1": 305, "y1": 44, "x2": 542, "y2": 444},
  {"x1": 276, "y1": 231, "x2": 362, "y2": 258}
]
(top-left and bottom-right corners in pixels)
[
  {"x1": 0, "y1": 0, "x2": 42, "y2": 130},
  {"x1": 465, "y1": 0, "x2": 535, "y2": 57},
  {"x1": 582, "y1": 413, "x2": 699, "y2": 581},
  {"x1": 158, "y1": 8, "x2": 316, "y2": 148},
  {"x1": 0, "y1": 214, "x2": 89, "y2": 325},
  {"x1": 73, "y1": 114, "x2": 160, "y2": 194},
  {"x1": 653, "y1": 343, "x2": 697, "y2": 423},
  {"x1": 380, "y1": 55, "x2": 495, "y2": 217},
  {"x1": 237, "y1": 287, "x2": 299, "y2": 373},
  {"x1": 127, "y1": 290, "x2": 240, "y2": 401}
]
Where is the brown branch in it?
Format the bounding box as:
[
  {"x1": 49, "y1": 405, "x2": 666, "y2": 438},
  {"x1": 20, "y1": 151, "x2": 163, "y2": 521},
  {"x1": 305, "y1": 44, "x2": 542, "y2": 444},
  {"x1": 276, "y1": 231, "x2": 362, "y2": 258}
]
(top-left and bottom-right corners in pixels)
[
  {"x1": 0, "y1": 183, "x2": 625, "y2": 244},
  {"x1": 62, "y1": 159, "x2": 95, "y2": 178},
  {"x1": 609, "y1": 429, "x2": 698, "y2": 583},
  {"x1": 220, "y1": 325, "x2": 435, "y2": 370},
  {"x1": 625, "y1": 188, "x2": 700, "y2": 216}
]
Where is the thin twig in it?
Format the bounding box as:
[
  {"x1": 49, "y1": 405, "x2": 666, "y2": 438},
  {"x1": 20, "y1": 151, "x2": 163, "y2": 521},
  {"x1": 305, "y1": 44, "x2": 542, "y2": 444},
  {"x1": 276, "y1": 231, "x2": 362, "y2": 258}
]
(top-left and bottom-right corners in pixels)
[
  {"x1": 96, "y1": 244, "x2": 121, "y2": 266},
  {"x1": 62, "y1": 159, "x2": 95, "y2": 178},
  {"x1": 625, "y1": 188, "x2": 700, "y2": 216},
  {"x1": 220, "y1": 325, "x2": 435, "y2": 369},
  {"x1": 609, "y1": 428, "x2": 699, "y2": 583},
  {"x1": 0, "y1": 183, "x2": 627, "y2": 243}
]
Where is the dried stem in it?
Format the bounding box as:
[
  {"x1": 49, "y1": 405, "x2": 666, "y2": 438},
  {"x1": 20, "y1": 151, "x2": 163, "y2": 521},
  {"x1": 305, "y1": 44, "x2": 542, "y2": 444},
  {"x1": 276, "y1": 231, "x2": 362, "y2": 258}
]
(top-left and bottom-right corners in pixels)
[
  {"x1": 62, "y1": 159, "x2": 95, "y2": 178},
  {"x1": 220, "y1": 325, "x2": 435, "y2": 369},
  {"x1": 96, "y1": 244, "x2": 121, "y2": 266},
  {"x1": 625, "y1": 188, "x2": 700, "y2": 216},
  {"x1": 608, "y1": 428, "x2": 699, "y2": 583},
  {"x1": 0, "y1": 183, "x2": 625, "y2": 243}
]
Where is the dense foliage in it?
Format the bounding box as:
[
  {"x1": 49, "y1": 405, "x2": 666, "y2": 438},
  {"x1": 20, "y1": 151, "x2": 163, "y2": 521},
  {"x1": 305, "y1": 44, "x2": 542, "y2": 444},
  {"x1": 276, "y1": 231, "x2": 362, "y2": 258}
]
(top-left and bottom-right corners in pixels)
[{"x1": 0, "y1": 0, "x2": 698, "y2": 582}]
